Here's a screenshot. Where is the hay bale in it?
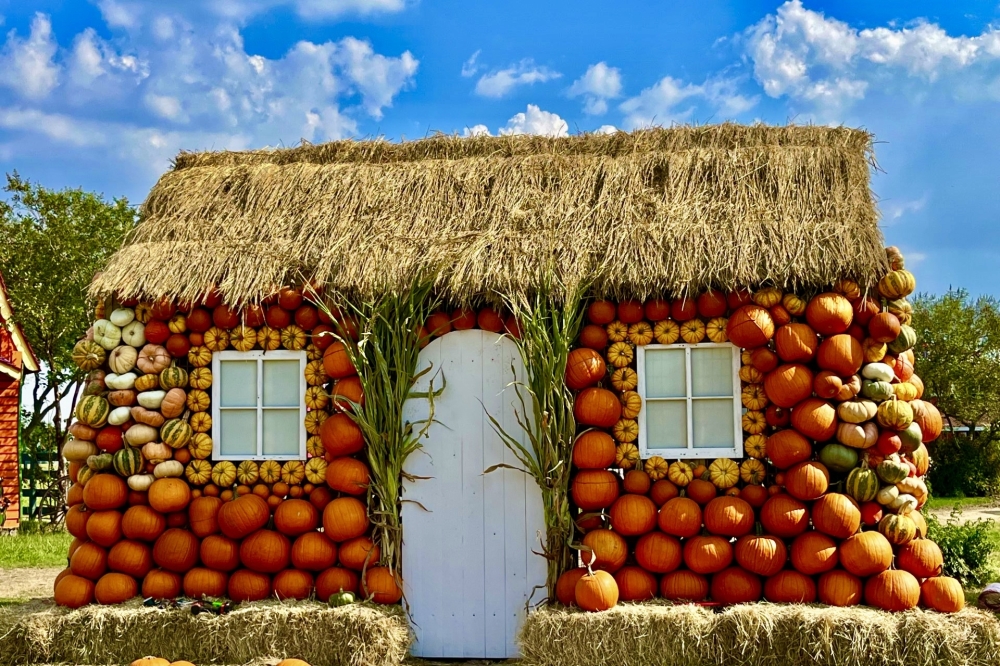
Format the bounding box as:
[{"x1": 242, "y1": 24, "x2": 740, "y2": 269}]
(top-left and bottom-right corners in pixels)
[
  {"x1": 0, "y1": 599, "x2": 411, "y2": 666},
  {"x1": 518, "y1": 602, "x2": 1000, "y2": 666}
]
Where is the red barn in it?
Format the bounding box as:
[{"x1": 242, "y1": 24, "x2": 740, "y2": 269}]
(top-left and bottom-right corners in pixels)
[{"x1": 0, "y1": 271, "x2": 38, "y2": 530}]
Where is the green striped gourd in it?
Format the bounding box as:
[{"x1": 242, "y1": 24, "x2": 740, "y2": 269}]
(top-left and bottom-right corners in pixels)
[
  {"x1": 161, "y1": 418, "x2": 193, "y2": 449},
  {"x1": 75, "y1": 395, "x2": 110, "y2": 427},
  {"x1": 888, "y1": 325, "x2": 917, "y2": 354},
  {"x1": 113, "y1": 446, "x2": 144, "y2": 477},
  {"x1": 159, "y1": 364, "x2": 189, "y2": 390},
  {"x1": 877, "y1": 269, "x2": 916, "y2": 300},
  {"x1": 877, "y1": 399, "x2": 913, "y2": 430},
  {"x1": 878, "y1": 513, "x2": 916, "y2": 545},
  {"x1": 876, "y1": 455, "x2": 910, "y2": 484},
  {"x1": 71, "y1": 339, "x2": 106, "y2": 371},
  {"x1": 86, "y1": 453, "x2": 113, "y2": 471},
  {"x1": 846, "y1": 464, "x2": 879, "y2": 502},
  {"x1": 862, "y1": 380, "x2": 894, "y2": 402}
]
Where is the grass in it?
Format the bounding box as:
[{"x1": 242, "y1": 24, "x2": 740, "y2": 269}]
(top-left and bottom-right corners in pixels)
[
  {"x1": 0, "y1": 531, "x2": 72, "y2": 568},
  {"x1": 926, "y1": 496, "x2": 999, "y2": 511}
]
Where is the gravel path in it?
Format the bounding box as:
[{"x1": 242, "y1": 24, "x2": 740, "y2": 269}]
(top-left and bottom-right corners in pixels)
[{"x1": 0, "y1": 566, "x2": 61, "y2": 600}]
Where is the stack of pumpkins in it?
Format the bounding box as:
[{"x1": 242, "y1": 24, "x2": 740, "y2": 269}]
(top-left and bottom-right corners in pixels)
[
  {"x1": 561, "y1": 247, "x2": 962, "y2": 614},
  {"x1": 57, "y1": 286, "x2": 401, "y2": 608},
  {"x1": 421, "y1": 305, "x2": 521, "y2": 341}
]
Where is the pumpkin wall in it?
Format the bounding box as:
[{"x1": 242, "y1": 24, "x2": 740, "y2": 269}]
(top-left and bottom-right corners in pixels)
[
  {"x1": 561, "y1": 247, "x2": 961, "y2": 613},
  {"x1": 59, "y1": 287, "x2": 400, "y2": 608}
]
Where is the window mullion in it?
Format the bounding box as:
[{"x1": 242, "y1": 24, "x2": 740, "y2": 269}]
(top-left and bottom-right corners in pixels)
[
  {"x1": 685, "y1": 347, "x2": 693, "y2": 452},
  {"x1": 257, "y1": 357, "x2": 264, "y2": 458}
]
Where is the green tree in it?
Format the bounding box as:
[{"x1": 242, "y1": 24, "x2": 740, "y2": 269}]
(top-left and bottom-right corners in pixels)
[
  {"x1": 0, "y1": 173, "x2": 135, "y2": 495},
  {"x1": 911, "y1": 289, "x2": 1000, "y2": 441}
]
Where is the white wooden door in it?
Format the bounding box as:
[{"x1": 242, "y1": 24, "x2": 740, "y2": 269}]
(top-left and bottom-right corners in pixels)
[{"x1": 401, "y1": 329, "x2": 546, "y2": 658}]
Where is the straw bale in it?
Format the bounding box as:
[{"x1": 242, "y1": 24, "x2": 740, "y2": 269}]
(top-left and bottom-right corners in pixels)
[
  {"x1": 518, "y1": 602, "x2": 1000, "y2": 666},
  {"x1": 0, "y1": 599, "x2": 411, "y2": 666},
  {"x1": 89, "y1": 125, "x2": 887, "y2": 306}
]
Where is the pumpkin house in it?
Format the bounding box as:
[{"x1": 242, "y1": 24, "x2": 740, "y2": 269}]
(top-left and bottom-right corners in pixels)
[
  {"x1": 58, "y1": 126, "x2": 963, "y2": 659},
  {"x1": 0, "y1": 270, "x2": 39, "y2": 530}
]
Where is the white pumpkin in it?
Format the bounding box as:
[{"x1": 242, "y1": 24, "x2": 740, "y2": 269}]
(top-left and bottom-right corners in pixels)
[
  {"x1": 63, "y1": 438, "x2": 99, "y2": 461},
  {"x1": 109, "y1": 308, "x2": 136, "y2": 327},
  {"x1": 105, "y1": 372, "x2": 137, "y2": 390},
  {"x1": 876, "y1": 484, "x2": 899, "y2": 506},
  {"x1": 127, "y1": 474, "x2": 155, "y2": 492},
  {"x1": 836, "y1": 421, "x2": 878, "y2": 449},
  {"x1": 121, "y1": 320, "x2": 146, "y2": 347},
  {"x1": 137, "y1": 390, "x2": 166, "y2": 409},
  {"x1": 862, "y1": 362, "x2": 896, "y2": 383},
  {"x1": 836, "y1": 399, "x2": 877, "y2": 424},
  {"x1": 125, "y1": 423, "x2": 158, "y2": 446},
  {"x1": 108, "y1": 406, "x2": 132, "y2": 426},
  {"x1": 889, "y1": 493, "x2": 919, "y2": 515},
  {"x1": 154, "y1": 460, "x2": 184, "y2": 478},
  {"x1": 93, "y1": 319, "x2": 122, "y2": 350},
  {"x1": 896, "y1": 476, "x2": 928, "y2": 505},
  {"x1": 141, "y1": 441, "x2": 172, "y2": 465},
  {"x1": 108, "y1": 346, "x2": 138, "y2": 374}
]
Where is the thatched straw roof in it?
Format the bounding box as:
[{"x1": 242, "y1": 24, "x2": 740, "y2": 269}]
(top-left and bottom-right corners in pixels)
[{"x1": 91, "y1": 124, "x2": 888, "y2": 305}]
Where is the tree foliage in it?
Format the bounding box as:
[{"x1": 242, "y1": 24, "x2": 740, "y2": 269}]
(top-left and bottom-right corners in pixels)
[
  {"x1": 911, "y1": 289, "x2": 1000, "y2": 440},
  {"x1": 0, "y1": 173, "x2": 135, "y2": 478}
]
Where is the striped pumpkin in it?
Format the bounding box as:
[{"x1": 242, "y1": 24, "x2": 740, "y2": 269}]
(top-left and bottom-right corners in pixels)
[
  {"x1": 846, "y1": 465, "x2": 879, "y2": 503},
  {"x1": 189, "y1": 368, "x2": 212, "y2": 390},
  {"x1": 161, "y1": 419, "x2": 193, "y2": 449},
  {"x1": 188, "y1": 433, "x2": 212, "y2": 459},
  {"x1": 259, "y1": 460, "x2": 282, "y2": 484},
  {"x1": 159, "y1": 365, "x2": 189, "y2": 389},
  {"x1": 304, "y1": 457, "x2": 328, "y2": 485},
  {"x1": 75, "y1": 395, "x2": 110, "y2": 427},
  {"x1": 888, "y1": 325, "x2": 917, "y2": 354},
  {"x1": 281, "y1": 325, "x2": 307, "y2": 350},
  {"x1": 236, "y1": 460, "x2": 260, "y2": 485},
  {"x1": 281, "y1": 460, "x2": 306, "y2": 485},
  {"x1": 186, "y1": 459, "x2": 212, "y2": 485},
  {"x1": 878, "y1": 514, "x2": 916, "y2": 546},
  {"x1": 212, "y1": 461, "x2": 238, "y2": 488},
  {"x1": 113, "y1": 446, "x2": 144, "y2": 477},
  {"x1": 877, "y1": 270, "x2": 916, "y2": 299}
]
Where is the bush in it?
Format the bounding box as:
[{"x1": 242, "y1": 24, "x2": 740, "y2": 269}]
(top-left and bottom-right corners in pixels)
[
  {"x1": 926, "y1": 509, "x2": 1000, "y2": 587},
  {"x1": 927, "y1": 433, "x2": 1000, "y2": 497}
]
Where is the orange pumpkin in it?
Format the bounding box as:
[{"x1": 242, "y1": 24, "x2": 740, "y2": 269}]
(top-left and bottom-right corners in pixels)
[
  {"x1": 228, "y1": 569, "x2": 272, "y2": 602},
  {"x1": 920, "y1": 576, "x2": 965, "y2": 613},
  {"x1": 683, "y1": 535, "x2": 733, "y2": 574},
  {"x1": 685, "y1": 478, "x2": 717, "y2": 505},
  {"x1": 70, "y1": 541, "x2": 108, "y2": 580},
  {"x1": 622, "y1": 469, "x2": 652, "y2": 495},
  {"x1": 240, "y1": 529, "x2": 291, "y2": 573},
  {"x1": 657, "y1": 497, "x2": 702, "y2": 538},
  {"x1": 218, "y1": 494, "x2": 270, "y2": 539},
  {"x1": 613, "y1": 565, "x2": 657, "y2": 602},
  {"x1": 320, "y1": 413, "x2": 365, "y2": 457},
  {"x1": 703, "y1": 496, "x2": 754, "y2": 537},
  {"x1": 581, "y1": 529, "x2": 627, "y2": 573},
  {"x1": 86, "y1": 509, "x2": 123, "y2": 547},
  {"x1": 790, "y1": 398, "x2": 837, "y2": 442},
  {"x1": 649, "y1": 479, "x2": 679, "y2": 506},
  {"x1": 764, "y1": 363, "x2": 814, "y2": 408},
  {"x1": 200, "y1": 534, "x2": 240, "y2": 571},
  {"x1": 315, "y1": 567, "x2": 359, "y2": 601},
  {"x1": 634, "y1": 532, "x2": 681, "y2": 573},
  {"x1": 325, "y1": 457, "x2": 370, "y2": 496},
  {"x1": 790, "y1": 531, "x2": 838, "y2": 575},
  {"x1": 565, "y1": 348, "x2": 607, "y2": 390},
  {"x1": 322, "y1": 341, "x2": 357, "y2": 379},
  {"x1": 571, "y1": 469, "x2": 620, "y2": 511},
  {"x1": 273, "y1": 569, "x2": 314, "y2": 600},
  {"x1": 338, "y1": 536, "x2": 381, "y2": 571},
  {"x1": 734, "y1": 531, "x2": 786, "y2": 577},
  {"x1": 274, "y1": 498, "x2": 319, "y2": 536},
  {"x1": 764, "y1": 430, "x2": 810, "y2": 469},
  {"x1": 152, "y1": 528, "x2": 199, "y2": 573},
  {"x1": 122, "y1": 505, "x2": 166, "y2": 542},
  {"x1": 142, "y1": 569, "x2": 182, "y2": 600},
  {"x1": 575, "y1": 569, "x2": 618, "y2": 611},
  {"x1": 760, "y1": 494, "x2": 809, "y2": 538},
  {"x1": 83, "y1": 473, "x2": 127, "y2": 510},
  {"x1": 148, "y1": 478, "x2": 191, "y2": 514},
  {"x1": 806, "y1": 292, "x2": 853, "y2": 336},
  {"x1": 579, "y1": 324, "x2": 609, "y2": 350},
  {"x1": 587, "y1": 300, "x2": 617, "y2": 325},
  {"x1": 865, "y1": 569, "x2": 920, "y2": 612},
  {"x1": 839, "y1": 531, "x2": 893, "y2": 577},
  {"x1": 574, "y1": 387, "x2": 622, "y2": 428},
  {"x1": 817, "y1": 570, "x2": 862, "y2": 606},
  {"x1": 774, "y1": 323, "x2": 818, "y2": 363},
  {"x1": 291, "y1": 532, "x2": 338, "y2": 571},
  {"x1": 322, "y1": 497, "x2": 369, "y2": 542},
  {"x1": 94, "y1": 572, "x2": 138, "y2": 604},
  {"x1": 911, "y1": 399, "x2": 943, "y2": 442},
  {"x1": 332, "y1": 376, "x2": 364, "y2": 411},
  {"x1": 556, "y1": 568, "x2": 588, "y2": 605},
  {"x1": 784, "y1": 461, "x2": 830, "y2": 501},
  {"x1": 365, "y1": 566, "x2": 403, "y2": 604},
  {"x1": 817, "y1": 333, "x2": 863, "y2": 376},
  {"x1": 726, "y1": 305, "x2": 775, "y2": 349},
  {"x1": 183, "y1": 567, "x2": 229, "y2": 598},
  {"x1": 811, "y1": 493, "x2": 861, "y2": 539},
  {"x1": 764, "y1": 569, "x2": 816, "y2": 603},
  {"x1": 710, "y1": 566, "x2": 762, "y2": 604},
  {"x1": 660, "y1": 570, "x2": 708, "y2": 601},
  {"x1": 55, "y1": 574, "x2": 96, "y2": 608},
  {"x1": 108, "y1": 540, "x2": 152, "y2": 578},
  {"x1": 608, "y1": 494, "x2": 656, "y2": 536},
  {"x1": 898, "y1": 539, "x2": 944, "y2": 578},
  {"x1": 188, "y1": 496, "x2": 222, "y2": 538}
]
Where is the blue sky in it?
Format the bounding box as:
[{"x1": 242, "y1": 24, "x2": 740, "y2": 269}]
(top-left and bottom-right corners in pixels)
[{"x1": 0, "y1": 0, "x2": 998, "y2": 297}]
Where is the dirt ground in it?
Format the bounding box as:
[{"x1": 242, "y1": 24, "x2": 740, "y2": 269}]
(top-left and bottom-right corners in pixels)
[
  {"x1": 926, "y1": 505, "x2": 1000, "y2": 524},
  {"x1": 0, "y1": 566, "x2": 61, "y2": 601}
]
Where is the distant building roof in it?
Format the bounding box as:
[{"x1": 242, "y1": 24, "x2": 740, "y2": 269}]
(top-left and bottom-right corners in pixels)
[{"x1": 0, "y1": 270, "x2": 39, "y2": 378}]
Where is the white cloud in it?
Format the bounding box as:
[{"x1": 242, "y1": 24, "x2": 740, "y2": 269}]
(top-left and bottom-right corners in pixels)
[
  {"x1": 499, "y1": 104, "x2": 568, "y2": 137},
  {"x1": 68, "y1": 29, "x2": 148, "y2": 89},
  {"x1": 145, "y1": 93, "x2": 185, "y2": 121},
  {"x1": 619, "y1": 76, "x2": 757, "y2": 128},
  {"x1": 475, "y1": 59, "x2": 561, "y2": 98},
  {"x1": 461, "y1": 50, "x2": 481, "y2": 77},
  {"x1": 0, "y1": 107, "x2": 106, "y2": 147},
  {"x1": 333, "y1": 37, "x2": 418, "y2": 119},
  {"x1": 595, "y1": 124, "x2": 618, "y2": 134},
  {"x1": 96, "y1": 0, "x2": 140, "y2": 29},
  {"x1": 185, "y1": 0, "x2": 405, "y2": 22},
  {"x1": 0, "y1": 13, "x2": 60, "y2": 100},
  {"x1": 745, "y1": 0, "x2": 1000, "y2": 112},
  {"x1": 568, "y1": 62, "x2": 622, "y2": 115},
  {"x1": 882, "y1": 195, "x2": 929, "y2": 224},
  {"x1": 462, "y1": 124, "x2": 490, "y2": 137}
]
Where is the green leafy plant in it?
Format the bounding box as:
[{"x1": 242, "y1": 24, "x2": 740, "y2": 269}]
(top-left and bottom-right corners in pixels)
[
  {"x1": 310, "y1": 282, "x2": 441, "y2": 586},
  {"x1": 484, "y1": 287, "x2": 587, "y2": 602},
  {"x1": 926, "y1": 510, "x2": 1000, "y2": 587},
  {"x1": 927, "y1": 433, "x2": 1000, "y2": 498}
]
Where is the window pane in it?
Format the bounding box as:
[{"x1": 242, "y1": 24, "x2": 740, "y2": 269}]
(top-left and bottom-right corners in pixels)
[
  {"x1": 691, "y1": 347, "x2": 733, "y2": 397},
  {"x1": 645, "y1": 401, "x2": 687, "y2": 449},
  {"x1": 692, "y1": 399, "x2": 736, "y2": 449},
  {"x1": 220, "y1": 409, "x2": 257, "y2": 456},
  {"x1": 263, "y1": 409, "x2": 300, "y2": 456},
  {"x1": 644, "y1": 349, "x2": 686, "y2": 398},
  {"x1": 263, "y1": 359, "x2": 300, "y2": 407},
  {"x1": 220, "y1": 360, "x2": 257, "y2": 407}
]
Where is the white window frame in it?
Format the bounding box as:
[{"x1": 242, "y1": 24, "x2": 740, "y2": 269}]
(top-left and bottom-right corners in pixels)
[
  {"x1": 211, "y1": 350, "x2": 307, "y2": 461},
  {"x1": 636, "y1": 342, "x2": 742, "y2": 459}
]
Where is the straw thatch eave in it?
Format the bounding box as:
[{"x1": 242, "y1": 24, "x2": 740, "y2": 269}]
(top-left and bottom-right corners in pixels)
[{"x1": 90, "y1": 124, "x2": 888, "y2": 305}]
